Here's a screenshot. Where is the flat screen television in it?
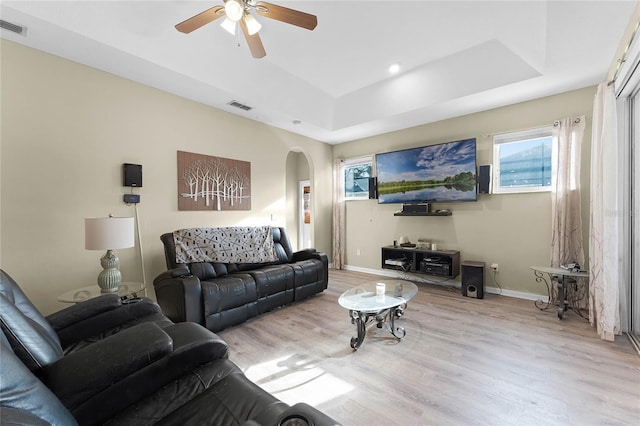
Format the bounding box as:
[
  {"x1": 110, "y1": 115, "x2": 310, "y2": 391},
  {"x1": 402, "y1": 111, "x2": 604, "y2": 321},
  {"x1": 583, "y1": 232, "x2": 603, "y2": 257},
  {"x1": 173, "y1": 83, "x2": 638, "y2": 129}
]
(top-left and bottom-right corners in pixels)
[{"x1": 376, "y1": 138, "x2": 477, "y2": 204}]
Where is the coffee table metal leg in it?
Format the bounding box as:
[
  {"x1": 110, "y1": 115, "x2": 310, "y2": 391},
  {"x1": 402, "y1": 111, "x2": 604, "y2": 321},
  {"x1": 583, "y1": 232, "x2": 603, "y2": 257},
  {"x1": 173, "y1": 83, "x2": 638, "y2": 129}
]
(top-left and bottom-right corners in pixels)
[
  {"x1": 348, "y1": 305, "x2": 408, "y2": 349},
  {"x1": 349, "y1": 310, "x2": 366, "y2": 350},
  {"x1": 389, "y1": 305, "x2": 406, "y2": 339}
]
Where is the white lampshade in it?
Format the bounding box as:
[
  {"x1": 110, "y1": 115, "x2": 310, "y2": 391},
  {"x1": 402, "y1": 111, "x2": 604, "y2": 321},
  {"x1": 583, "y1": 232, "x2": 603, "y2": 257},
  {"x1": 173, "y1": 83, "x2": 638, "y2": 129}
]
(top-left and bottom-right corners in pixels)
[
  {"x1": 221, "y1": 17, "x2": 237, "y2": 35},
  {"x1": 224, "y1": 0, "x2": 244, "y2": 22},
  {"x1": 244, "y1": 14, "x2": 261, "y2": 35},
  {"x1": 85, "y1": 217, "x2": 135, "y2": 250}
]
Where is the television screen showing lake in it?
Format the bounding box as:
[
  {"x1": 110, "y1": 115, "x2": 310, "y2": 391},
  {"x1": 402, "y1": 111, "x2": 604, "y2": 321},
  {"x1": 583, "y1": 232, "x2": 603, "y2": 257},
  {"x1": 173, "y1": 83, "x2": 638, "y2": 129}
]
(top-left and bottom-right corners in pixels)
[
  {"x1": 376, "y1": 138, "x2": 477, "y2": 204},
  {"x1": 378, "y1": 183, "x2": 476, "y2": 203}
]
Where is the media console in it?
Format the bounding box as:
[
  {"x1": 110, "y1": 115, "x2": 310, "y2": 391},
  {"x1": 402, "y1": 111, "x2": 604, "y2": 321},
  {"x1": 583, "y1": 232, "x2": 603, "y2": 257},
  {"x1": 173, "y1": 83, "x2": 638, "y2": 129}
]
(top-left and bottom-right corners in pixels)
[{"x1": 381, "y1": 246, "x2": 460, "y2": 279}]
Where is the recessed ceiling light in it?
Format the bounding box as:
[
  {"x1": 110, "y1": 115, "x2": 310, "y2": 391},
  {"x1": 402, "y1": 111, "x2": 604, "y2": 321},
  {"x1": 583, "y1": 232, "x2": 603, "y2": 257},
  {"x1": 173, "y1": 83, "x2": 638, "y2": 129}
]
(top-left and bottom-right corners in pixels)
[{"x1": 389, "y1": 62, "x2": 400, "y2": 74}]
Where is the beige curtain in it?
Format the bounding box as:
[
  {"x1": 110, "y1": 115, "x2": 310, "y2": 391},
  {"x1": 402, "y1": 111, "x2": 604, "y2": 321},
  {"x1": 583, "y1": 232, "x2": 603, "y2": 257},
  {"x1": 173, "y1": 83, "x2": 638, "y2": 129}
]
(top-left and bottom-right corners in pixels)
[
  {"x1": 332, "y1": 159, "x2": 345, "y2": 269},
  {"x1": 551, "y1": 116, "x2": 586, "y2": 306},
  {"x1": 589, "y1": 82, "x2": 621, "y2": 341}
]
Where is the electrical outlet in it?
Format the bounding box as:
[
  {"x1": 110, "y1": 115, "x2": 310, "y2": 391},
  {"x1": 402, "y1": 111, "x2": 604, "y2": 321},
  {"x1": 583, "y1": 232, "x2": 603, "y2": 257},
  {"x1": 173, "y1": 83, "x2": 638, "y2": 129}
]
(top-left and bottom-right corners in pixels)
[
  {"x1": 491, "y1": 263, "x2": 499, "y2": 271},
  {"x1": 356, "y1": 249, "x2": 361, "y2": 256}
]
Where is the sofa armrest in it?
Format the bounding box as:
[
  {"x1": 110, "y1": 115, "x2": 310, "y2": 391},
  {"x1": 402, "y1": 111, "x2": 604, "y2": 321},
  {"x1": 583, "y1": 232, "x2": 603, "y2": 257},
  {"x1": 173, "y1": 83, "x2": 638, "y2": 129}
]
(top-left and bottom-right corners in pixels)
[
  {"x1": 243, "y1": 402, "x2": 341, "y2": 426},
  {"x1": 292, "y1": 248, "x2": 317, "y2": 259},
  {"x1": 292, "y1": 249, "x2": 321, "y2": 261},
  {"x1": 277, "y1": 403, "x2": 341, "y2": 426},
  {"x1": 69, "y1": 323, "x2": 232, "y2": 425},
  {"x1": 292, "y1": 249, "x2": 328, "y2": 265},
  {"x1": 153, "y1": 269, "x2": 203, "y2": 323},
  {"x1": 163, "y1": 322, "x2": 229, "y2": 360},
  {"x1": 42, "y1": 322, "x2": 173, "y2": 410},
  {"x1": 45, "y1": 294, "x2": 123, "y2": 330},
  {"x1": 155, "y1": 265, "x2": 191, "y2": 280},
  {"x1": 46, "y1": 296, "x2": 167, "y2": 349}
]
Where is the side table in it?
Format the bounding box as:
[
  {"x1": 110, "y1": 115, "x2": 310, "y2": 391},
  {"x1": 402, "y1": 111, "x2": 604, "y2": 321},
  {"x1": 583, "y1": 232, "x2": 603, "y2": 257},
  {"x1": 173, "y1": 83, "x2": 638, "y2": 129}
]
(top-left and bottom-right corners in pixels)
[
  {"x1": 530, "y1": 266, "x2": 589, "y2": 320},
  {"x1": 57, "y1": 282, "x2": 146, "y2": 303}
]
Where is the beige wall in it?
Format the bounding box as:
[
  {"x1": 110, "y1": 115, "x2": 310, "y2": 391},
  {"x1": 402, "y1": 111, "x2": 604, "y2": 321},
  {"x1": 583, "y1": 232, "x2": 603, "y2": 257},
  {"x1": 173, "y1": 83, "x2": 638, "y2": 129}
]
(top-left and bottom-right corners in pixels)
[
  {"x1": 0, "y1": 40, "x2": 333, "y2": 315},
  {"x1": 333, "y1": 87, "x2": 595, "y2": 297}
]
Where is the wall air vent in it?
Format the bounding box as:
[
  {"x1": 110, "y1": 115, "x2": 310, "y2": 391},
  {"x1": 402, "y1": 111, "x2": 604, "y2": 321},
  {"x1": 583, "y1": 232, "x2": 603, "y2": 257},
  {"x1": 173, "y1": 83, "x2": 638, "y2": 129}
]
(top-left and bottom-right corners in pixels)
[
  {"x1": 227, "y1": 100, "x2": 252, "y2": 111},
  {"x1": 0, "y1": 20, "x2": 27, "y2": 36}
]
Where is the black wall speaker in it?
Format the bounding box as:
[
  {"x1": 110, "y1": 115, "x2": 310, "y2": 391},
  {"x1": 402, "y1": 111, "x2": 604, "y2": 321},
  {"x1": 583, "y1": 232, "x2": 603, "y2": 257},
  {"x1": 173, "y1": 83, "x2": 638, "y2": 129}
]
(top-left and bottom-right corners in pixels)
[
  {"x1": 462, "y1": 261, "x2": 485, "y2": 299},
  {"x1": 123, "y1": 163, "x2": 142, "y2": 187},
  {"x1": 368, "y1": 177, "x2": 378, "y2": 199},
  {"x1": 478, "y1": 164, "x2": 491, "y2": 194}
]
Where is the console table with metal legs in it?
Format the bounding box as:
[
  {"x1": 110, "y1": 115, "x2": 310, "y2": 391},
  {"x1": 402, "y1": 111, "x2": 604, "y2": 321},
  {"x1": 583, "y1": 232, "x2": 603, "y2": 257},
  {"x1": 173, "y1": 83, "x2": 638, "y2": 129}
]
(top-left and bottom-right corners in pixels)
[{"x1": 530, "y1": 266, "x2": 589, "y2": 320}]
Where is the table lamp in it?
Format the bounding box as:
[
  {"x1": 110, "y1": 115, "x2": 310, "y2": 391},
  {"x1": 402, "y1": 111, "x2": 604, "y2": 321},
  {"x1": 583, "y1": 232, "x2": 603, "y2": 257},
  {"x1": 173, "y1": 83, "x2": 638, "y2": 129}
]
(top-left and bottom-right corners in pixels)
[{"x1": 85, "y1": 216, "x2": 135, "y2": 293}]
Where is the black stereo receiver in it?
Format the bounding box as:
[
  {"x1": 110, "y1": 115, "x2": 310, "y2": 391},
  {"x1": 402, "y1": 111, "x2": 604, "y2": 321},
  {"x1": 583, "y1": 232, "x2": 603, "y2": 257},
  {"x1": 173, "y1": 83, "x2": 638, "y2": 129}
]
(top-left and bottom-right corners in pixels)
[{"x1": 420, "y1": 259, "x2": 451, "y2": 277}]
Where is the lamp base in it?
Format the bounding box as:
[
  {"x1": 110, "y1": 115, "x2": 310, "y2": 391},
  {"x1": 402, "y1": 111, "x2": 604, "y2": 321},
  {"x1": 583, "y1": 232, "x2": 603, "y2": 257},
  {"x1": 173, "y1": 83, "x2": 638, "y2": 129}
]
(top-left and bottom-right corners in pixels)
[{"x1": 97, "y1": 249, "x2": 122, "y2": 293}]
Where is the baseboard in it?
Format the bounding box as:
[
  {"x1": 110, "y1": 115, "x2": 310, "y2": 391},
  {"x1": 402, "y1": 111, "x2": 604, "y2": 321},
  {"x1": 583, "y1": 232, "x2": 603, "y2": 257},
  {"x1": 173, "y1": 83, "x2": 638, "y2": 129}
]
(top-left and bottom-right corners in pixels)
[{"x1": 342, "y1": 264, "x2": 548, "y2": 302}]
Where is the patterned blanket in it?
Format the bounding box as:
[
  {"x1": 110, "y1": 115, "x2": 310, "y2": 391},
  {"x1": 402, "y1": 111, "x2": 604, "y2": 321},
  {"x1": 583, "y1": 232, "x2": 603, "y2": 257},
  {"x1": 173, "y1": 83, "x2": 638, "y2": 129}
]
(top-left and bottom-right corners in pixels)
[{"x1": 173, "y1": 226, "x2": 278, "y2": 264}]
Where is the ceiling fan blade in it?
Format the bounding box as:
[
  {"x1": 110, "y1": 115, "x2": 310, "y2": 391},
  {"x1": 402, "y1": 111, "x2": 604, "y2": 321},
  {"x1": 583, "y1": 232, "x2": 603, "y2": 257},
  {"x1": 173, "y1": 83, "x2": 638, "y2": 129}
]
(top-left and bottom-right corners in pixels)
[
  {"x1": 240, "y1": 18, "x2": 266, "y2": 58},
  {"x1": 254, "y1": 2, "x2": 317, "y2": 30},
  {"x1": 175, "y1": 6, "x2": 225, "y2": 34}
]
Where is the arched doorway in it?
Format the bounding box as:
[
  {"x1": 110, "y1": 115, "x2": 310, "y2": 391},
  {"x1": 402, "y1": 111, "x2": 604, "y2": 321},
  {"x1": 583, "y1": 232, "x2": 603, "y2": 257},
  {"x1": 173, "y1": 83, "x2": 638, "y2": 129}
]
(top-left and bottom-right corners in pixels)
[{"x1": 285, "y1": 150, "x2": 313, "y2": 251}]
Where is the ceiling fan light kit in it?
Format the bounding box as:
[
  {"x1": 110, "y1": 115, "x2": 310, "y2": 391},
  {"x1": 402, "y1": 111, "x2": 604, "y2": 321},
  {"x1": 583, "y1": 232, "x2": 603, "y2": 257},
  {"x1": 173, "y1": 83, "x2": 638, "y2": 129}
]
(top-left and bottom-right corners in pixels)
[
  {"x1": 175, "y1": 0, "x2": 318, "y2": 58},
  {"x1": 244, "y1": 14, "x2": 262, "y2": 36},
  {"x1": 220, "y1": 17, "x2": 237, "y2": 35},
  {"x1": 224, "y1": 0, "x2": 244, "y2": 22}
]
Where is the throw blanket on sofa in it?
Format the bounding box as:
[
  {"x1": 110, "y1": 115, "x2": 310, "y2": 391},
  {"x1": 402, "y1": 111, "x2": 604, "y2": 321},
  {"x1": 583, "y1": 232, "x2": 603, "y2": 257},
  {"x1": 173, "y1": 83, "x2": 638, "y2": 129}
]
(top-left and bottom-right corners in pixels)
[{"x1": 173, "y1": 226, "x2": 279, "y2": 264}]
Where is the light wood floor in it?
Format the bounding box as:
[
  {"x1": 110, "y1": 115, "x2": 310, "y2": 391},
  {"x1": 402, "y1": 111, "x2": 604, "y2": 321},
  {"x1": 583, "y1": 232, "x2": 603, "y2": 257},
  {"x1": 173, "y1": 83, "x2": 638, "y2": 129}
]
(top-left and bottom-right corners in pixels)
[{"x1": 217, "y1": 269, "x2": 640, "y2": 426}]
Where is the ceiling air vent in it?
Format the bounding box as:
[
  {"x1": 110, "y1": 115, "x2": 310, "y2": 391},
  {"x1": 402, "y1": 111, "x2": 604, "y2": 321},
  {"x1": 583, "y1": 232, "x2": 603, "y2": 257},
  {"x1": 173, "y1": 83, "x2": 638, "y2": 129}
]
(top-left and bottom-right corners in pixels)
[
  {"x1": 227, "y1": 100, "x2": 252, "y2": 111},
  {"x1": 0, "y1": 20, "x2": 28, "y2": 36}
]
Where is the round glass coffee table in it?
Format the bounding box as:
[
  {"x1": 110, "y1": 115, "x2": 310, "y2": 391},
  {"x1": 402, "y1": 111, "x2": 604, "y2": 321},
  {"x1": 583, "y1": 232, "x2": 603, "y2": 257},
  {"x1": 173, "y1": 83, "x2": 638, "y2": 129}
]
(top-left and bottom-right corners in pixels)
[{"x1": 338, "y1": 279, "x2": 418, "y2": 350}]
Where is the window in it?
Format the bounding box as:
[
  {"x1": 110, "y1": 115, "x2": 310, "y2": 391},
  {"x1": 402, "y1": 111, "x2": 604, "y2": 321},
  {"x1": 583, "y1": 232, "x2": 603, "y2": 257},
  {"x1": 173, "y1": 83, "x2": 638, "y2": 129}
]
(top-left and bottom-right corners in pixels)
[
  {"x1": 492, "y1": 127, "x2": 554, "y2": 194},
  {"x1": 344, "y1": 157, "x2": 373, "y2": 200}
]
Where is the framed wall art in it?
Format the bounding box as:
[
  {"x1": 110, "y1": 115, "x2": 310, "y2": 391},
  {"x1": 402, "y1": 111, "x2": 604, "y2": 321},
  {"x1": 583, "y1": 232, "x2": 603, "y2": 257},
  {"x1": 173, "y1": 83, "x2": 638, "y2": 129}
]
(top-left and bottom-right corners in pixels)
[{"x1": 177, "y1": 150, "x2": 251, "y2": 211}]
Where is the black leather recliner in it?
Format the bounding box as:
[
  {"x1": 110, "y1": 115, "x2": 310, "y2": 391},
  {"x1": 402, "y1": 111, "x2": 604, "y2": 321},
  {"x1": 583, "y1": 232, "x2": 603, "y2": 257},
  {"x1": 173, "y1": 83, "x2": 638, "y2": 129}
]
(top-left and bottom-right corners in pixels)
[
  {"x1": 154, "y1": 227, "x2": 328, "y2": 332},
  {"x1": 0, "y1": 269, "x2": 340, "y2": 426}
]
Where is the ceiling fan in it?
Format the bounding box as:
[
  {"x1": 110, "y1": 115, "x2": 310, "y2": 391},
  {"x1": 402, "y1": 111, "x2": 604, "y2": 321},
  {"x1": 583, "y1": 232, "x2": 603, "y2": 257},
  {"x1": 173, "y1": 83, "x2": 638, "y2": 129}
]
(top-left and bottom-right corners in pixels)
[{"x1": 175, "y1": 0, "x2": 318, "y2": 58}]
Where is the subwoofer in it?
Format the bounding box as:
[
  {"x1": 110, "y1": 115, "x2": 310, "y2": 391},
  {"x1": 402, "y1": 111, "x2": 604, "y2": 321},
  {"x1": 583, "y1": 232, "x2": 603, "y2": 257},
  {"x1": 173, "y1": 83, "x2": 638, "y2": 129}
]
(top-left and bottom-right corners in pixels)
[{"x1": 462, "y1": 261, "x2": 485, "y2": 299}]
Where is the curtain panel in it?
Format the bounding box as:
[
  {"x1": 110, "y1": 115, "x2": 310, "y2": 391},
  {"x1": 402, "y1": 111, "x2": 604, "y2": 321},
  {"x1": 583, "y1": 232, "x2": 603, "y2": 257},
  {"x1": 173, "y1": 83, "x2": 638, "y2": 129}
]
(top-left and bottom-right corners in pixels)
[
  {"x1": 550, "y1": 116, "x2": 587, "y2": 309},
  {"x1": 589, "y1": 82, "x2": 621, "y2": 341}
]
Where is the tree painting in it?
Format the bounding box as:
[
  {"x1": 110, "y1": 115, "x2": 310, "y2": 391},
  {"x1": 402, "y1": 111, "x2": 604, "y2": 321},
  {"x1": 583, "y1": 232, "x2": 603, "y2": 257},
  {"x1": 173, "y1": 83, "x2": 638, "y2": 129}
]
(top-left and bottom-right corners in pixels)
[{"x1": 177, "y1": 151, "x2": 251, "y2": 211}]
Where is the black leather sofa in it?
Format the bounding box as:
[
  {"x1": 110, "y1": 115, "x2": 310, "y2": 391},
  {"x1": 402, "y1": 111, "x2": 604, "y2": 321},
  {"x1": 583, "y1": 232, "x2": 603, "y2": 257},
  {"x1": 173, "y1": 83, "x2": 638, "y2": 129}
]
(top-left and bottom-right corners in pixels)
[
  {"x1": 154, "y1": 227, "x2": 328, "y2": 332},
  {"x1": 0, "y1": 270, "x2": 339, "y2": 426}
]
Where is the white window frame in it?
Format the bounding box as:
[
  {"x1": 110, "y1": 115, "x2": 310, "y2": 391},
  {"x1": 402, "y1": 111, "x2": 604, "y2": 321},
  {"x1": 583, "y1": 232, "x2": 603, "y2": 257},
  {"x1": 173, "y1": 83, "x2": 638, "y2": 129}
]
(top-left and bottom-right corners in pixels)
[
  {"x1": 344, "y1": 156, "x2": 373, "y2": 200},
  {"x1": 492, "y1": 126, "x2": 554, "y2": 194}
]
